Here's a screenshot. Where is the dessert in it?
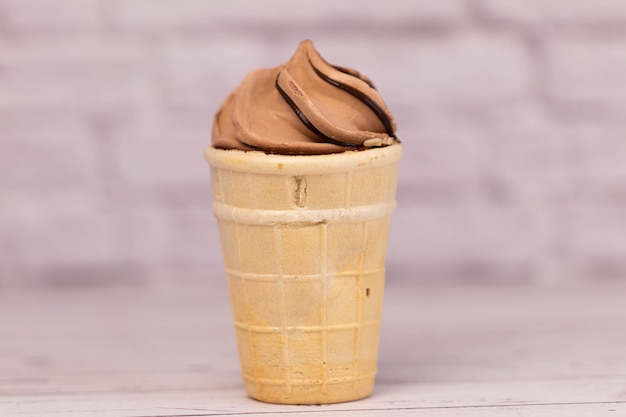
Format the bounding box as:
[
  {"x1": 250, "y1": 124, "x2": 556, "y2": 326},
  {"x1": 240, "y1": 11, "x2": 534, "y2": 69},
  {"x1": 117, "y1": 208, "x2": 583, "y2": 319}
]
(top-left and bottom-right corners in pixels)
[
  {"x1": 205, "y1": 39, "x2": 402, "y2": 404},
  {"x1": 212, "y1": 39, "x2": 397, "y2": 154}
]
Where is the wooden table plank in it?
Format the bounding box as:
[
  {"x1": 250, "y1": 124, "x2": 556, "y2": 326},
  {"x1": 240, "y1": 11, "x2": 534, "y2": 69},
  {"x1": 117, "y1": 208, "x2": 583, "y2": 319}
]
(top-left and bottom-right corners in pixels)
[
  {"x1": 2, "y1": 283, "x2": 626, "y2": 416},
  {"x1": 3, "y1": 379, "x2": 626, "y2": 416}
]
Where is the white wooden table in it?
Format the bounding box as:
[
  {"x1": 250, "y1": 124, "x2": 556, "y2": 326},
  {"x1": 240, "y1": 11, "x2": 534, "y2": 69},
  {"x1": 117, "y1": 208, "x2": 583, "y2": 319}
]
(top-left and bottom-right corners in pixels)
[{"x1": 2, "y1": 278, "x2": 626, "y2": 416}]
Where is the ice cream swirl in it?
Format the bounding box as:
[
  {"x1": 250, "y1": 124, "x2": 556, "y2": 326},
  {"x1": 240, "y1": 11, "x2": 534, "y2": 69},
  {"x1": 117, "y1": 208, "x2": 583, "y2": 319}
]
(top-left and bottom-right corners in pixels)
[{"x1": 212, "y1": 40, "x2": 398, "y2": 155}]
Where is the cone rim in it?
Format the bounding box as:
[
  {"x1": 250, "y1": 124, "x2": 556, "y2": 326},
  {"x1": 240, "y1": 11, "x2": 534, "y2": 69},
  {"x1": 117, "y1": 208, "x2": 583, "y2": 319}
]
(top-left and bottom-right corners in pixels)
[{"x1": 205, "y1": 144, "x2": 403, "y2": 175}]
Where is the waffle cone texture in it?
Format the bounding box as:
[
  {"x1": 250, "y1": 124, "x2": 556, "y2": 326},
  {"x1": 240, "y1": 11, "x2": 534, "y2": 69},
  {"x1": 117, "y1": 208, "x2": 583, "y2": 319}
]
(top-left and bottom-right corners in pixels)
[{"x1": 205, "y1": 144, "x2": 402, "y2": 404}]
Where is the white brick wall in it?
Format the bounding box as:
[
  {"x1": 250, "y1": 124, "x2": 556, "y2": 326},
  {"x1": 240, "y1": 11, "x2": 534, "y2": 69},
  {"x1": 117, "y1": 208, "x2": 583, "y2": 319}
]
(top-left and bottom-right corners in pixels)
[
  {"x1": 110, "y1": 0, "x2": 468, "y2": 30},
  {"x1": 0, "y1": 190, "x2": 120, "y2": 266},
  {"x1": 0, "y1": 38, "x2": 149, "y2": 110},
  {"x1": 0, "y1": 0, "x2": 102, "y2": 32},
  {"x1": 546, "y1": 38, "x2": 626, "y2": 102},
  {"x1": 0, "y1": 122, "x2": 98, "y2": 188},
  {"x1": 1, "y1": 0, "x2": 626, "y2": 289},
  {"x1": 158, "y1": 38, "x2": 272, "y2": 108},
  {"x1": 480, "y1": 0, "x2": 626, "y2": 25}
]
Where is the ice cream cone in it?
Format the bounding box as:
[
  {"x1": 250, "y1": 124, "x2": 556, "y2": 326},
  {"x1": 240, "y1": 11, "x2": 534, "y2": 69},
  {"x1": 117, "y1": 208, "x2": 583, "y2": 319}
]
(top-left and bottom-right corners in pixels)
[{"x1": 205, "y1": 144, "x2": 402, "y2": 404}]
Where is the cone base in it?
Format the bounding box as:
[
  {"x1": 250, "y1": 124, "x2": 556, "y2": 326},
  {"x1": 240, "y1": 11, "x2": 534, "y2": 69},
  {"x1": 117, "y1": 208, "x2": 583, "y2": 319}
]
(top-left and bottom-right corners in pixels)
[{"x1": 243, "y1": 376, "x2": 375, "y2": 405}]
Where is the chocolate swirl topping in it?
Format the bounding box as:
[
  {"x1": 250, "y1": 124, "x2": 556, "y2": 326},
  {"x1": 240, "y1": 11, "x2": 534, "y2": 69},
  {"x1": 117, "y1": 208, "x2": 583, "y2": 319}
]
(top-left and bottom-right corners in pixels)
[{"x1": 212, "y1": 40, "x2": 398, "y2": 155}]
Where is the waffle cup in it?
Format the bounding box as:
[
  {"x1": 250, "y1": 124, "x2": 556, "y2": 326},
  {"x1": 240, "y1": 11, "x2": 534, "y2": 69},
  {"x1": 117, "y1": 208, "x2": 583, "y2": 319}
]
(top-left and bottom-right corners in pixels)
[{"x1": 205, "y1": 144, "x2": 402, "y2": 404}]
